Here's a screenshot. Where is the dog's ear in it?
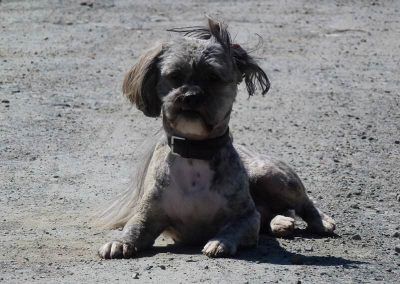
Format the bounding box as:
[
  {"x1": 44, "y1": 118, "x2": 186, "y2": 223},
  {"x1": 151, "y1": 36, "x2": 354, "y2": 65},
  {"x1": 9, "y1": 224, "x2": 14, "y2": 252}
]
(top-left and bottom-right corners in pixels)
[
  {"x1": 122, "y1": 44, "x2": 164, "y2": 117},
  {"x1": 207, "y1": 17, "x2": 231, "y2": 51},
  {"x1": 231, "y1": 44, "x2": 270, "y2": 96},
  {"x1": 207, "y1": 17, "x2": 270, "y2": 96}
]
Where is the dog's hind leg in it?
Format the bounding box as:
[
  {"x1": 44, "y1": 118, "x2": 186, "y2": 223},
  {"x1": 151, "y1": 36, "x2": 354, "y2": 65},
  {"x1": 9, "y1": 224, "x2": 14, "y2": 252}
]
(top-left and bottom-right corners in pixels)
[
  {"x1": 255, "y1": 202, "x2": 295, "y2": 237},
  {"x1": 296, "y1": 198, "x2": 336, "y2": 235},
  {"x1": 256, "y1": 168, "x2": 335, "y2": 236},
  {"x1": 237, "y1": 145, "x2": 335, "y2": 236},
  {"x1": 250, "y1": 165, "x2": 335, "y2": 236},
  {"x1": 264, "y1": 204, "x2": 335, "y2": 237}
]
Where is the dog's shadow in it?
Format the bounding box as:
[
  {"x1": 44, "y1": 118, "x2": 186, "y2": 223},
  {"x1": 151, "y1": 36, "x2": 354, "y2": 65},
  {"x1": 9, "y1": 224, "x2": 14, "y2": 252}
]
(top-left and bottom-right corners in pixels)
[
  {"x1": 236, "y1": 231, "x2": 364, "y2": 267},
  {"x1": 143, "y1": 230, "x2": 364, "y2": 267}
]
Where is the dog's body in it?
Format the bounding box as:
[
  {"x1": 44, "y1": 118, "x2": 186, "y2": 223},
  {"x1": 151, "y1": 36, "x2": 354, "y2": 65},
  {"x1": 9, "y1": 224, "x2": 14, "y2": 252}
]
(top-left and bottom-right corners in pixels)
[{"x1": 98, "y1": 19, "x2": 335, "y2": 259}]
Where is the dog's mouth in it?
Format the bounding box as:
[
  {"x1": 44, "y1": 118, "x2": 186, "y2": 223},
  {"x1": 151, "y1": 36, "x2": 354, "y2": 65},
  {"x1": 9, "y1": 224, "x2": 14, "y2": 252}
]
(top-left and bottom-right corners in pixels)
[
  {"x1": 179, "y1": 110, "x2": 204, "y2": 120},
  {"x1": 168, "y1": 110, "x2": 213, "y2": 139}
]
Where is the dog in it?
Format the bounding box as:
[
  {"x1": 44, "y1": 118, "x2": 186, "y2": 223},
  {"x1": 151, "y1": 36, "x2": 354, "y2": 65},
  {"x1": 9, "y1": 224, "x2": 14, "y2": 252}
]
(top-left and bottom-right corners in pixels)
[{"x1": 97, "y1": 18, "x2": 336, "y2": 259}]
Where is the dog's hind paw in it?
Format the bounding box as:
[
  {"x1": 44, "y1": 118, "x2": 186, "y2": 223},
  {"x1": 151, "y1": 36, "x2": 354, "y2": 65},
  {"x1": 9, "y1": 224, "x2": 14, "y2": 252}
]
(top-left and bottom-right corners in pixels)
[
  {"x1": 308, "y1": 214, "x2": 336, "y2": 235},
  {"x1": 270, "y1": 215, "x2": 295, "y2": 238},
  {"x1": 202, "y1": 239, "x2": 236, "y2": 258},
  {"x1": 98, "y1": 241, "x2": 135, "y2": 259}
]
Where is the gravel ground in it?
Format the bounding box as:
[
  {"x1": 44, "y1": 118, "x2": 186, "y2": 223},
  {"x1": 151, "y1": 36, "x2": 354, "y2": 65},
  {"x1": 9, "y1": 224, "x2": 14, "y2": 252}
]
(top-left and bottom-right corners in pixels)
[{"x1": 1, "y1": 0, "x2": 399, "y2": 283}]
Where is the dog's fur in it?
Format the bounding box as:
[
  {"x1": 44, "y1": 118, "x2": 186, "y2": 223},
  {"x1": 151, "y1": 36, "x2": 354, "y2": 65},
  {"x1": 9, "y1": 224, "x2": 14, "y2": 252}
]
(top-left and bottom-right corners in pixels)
[{"x1": 97, "y1": 18, "x2": 335, "y2": 259}]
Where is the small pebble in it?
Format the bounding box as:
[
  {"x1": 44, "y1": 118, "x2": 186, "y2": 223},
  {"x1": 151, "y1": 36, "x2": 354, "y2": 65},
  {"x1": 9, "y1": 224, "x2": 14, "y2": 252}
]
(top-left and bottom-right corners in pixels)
[
  {"x1": 395, "y1": 246, "x2": 400, "y2": 253},
  {"x1": 80, "y1": 1, "x2": 94, "y2": 7},
  {"x1": 159, "y1": 265, "x2": 166, "y2": 270},
  {"x1": 305, "y1": 246, "x2": 313, "y2": 252},
  {"x1": 352, "y1": 234, "x2": 362, "y2": 240},
  {"x1": 133, "y1": 272, "x2": 139, "y2": 279}
]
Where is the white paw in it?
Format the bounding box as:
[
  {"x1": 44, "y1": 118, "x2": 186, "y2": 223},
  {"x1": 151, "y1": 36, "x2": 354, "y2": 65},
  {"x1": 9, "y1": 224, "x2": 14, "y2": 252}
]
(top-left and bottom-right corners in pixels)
[
  {"x1": 98, "y1": 241, "x2": 135, "y2": 259},
  {"x1": 270, "y1": 215, "x2": 295, "y2": 237},
  {"x1": 321, "y1": 216, "x2": 336, "y2": 234},
  {"x1": 308, "y1": 214, "x2": 336, "y2": 235},
  {"x1": 202, "y1": 239, "x2": 236, "y2": 258}
]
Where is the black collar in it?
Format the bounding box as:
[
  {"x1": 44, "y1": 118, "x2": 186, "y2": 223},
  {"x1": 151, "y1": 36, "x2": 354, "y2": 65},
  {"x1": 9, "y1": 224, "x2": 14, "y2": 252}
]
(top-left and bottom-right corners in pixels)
[{"x1": 167, "y1": 129, "x2": 231, "y2": 160}]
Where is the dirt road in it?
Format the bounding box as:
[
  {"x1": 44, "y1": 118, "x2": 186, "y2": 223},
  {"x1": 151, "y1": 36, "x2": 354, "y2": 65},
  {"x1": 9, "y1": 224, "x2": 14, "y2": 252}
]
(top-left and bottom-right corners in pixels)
[{"x1": 1, "y1": 0, "x2": 399, "y2": 283}]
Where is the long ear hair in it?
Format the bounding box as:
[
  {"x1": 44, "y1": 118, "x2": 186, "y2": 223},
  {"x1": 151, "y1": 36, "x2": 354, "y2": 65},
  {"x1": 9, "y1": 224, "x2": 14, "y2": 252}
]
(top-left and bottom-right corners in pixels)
[
  {"x1": 207, "y1": 17, "x2": 231, "y2": 52},
  {"x1": 231, "y1": 44, "x2": 270, "y2": 96},
  {"x1": 168, "y1": 17, "x2": 270, "y2": 96},
  {"x1": 122, "y1": 43, "x2": 164, "y2": 117}
]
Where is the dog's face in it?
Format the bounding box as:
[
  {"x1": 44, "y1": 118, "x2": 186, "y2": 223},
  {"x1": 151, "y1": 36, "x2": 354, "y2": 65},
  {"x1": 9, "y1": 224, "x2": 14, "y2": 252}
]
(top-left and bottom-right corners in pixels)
[
  {"x1": 123, "y1": 19, "x2": 270, "y2": 140},
  {"x1": 159, "y1": 38, "x2": 239, "y2": 140}
]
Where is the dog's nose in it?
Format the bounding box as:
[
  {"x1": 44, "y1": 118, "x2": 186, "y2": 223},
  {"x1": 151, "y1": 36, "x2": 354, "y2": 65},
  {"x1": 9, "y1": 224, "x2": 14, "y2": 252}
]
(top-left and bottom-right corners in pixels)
[
  {"x1": 180, "y1": 86, "x2": 204, "y2": 109},
  {"x1": 184, "y1": 92, "x2": 204, "y2": 109}
]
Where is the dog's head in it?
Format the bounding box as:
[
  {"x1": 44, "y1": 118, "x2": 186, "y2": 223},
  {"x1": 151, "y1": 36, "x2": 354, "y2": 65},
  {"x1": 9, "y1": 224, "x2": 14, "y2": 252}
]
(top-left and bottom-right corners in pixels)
[{"x1": 123, "y1": 18, "x2": 270, "y2": 140}]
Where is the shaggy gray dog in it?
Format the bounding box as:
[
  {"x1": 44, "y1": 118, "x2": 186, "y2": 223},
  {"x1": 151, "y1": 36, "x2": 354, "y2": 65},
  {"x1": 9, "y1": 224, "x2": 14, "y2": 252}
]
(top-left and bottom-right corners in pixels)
[{"x1": 98, "y1": 18, "x2": 335, "y2": 259}]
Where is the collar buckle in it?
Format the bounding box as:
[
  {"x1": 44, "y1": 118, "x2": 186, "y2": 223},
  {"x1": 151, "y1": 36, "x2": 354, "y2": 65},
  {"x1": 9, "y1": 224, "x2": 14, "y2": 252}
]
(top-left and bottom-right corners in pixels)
[{"x1": 170, "y1": 135, "x2": 186, "y2": 156}]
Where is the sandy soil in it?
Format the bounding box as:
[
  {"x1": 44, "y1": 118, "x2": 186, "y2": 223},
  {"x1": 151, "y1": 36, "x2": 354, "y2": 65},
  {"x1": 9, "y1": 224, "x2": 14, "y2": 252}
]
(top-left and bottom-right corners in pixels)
[{"x1": 1, "y1": 0, "x2": 399, "y2": 283}]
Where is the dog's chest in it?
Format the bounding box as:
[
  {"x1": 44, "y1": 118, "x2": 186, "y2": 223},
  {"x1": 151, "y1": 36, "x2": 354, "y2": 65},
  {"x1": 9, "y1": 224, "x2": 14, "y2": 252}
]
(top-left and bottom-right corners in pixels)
[{"x1": 161, "y1": 157, "x2": 226, "y2": 224}]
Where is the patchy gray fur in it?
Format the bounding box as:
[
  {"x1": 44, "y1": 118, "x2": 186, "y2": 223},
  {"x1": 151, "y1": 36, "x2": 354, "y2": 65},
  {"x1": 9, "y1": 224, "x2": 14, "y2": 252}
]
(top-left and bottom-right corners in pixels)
[{"x1": 97, "y1": 18, "x2": 335, "y2": 259}]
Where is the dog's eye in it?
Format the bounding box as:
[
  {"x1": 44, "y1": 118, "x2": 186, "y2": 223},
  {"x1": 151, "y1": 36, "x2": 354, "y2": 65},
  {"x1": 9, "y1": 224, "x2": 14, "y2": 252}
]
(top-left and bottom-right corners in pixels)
[{"x1": 167, "y1": 72, "x2": 183, "y2": 84}]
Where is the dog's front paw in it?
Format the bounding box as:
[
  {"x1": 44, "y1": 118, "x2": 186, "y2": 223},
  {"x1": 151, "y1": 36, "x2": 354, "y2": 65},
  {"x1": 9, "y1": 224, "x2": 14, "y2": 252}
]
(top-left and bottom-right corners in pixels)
[
  {"x1": 98, "y1": 241, "x2": 135, "y2": 259},
  {"x1": 202, "y1": 239, "x2": 236, "y2": 258}
]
